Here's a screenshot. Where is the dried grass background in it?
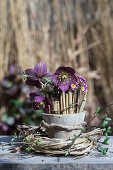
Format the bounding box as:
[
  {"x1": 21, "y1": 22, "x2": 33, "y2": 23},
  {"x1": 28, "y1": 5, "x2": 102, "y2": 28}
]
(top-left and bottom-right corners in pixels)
[{"x1": 0, "y1": 0, "x2": 113, "y2": 125}]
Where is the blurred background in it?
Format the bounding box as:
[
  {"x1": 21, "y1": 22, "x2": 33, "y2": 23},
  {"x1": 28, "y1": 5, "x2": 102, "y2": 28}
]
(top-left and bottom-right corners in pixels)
[{"x1": 0, "y1": 0, "x2": 113, "y2": 134}]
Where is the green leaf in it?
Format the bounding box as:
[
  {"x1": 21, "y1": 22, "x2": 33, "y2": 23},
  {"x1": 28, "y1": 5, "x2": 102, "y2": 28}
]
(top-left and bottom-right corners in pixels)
[
  {"x1": 105, "y1": 132, "x2": 108, "y2": 137},
  {"x1": 11, "y1": 133, "x2": 18, "y2": 143},
  {"x1": 107, "y1": 126, "x2": 111, "y2": 131},
  {"x1": 71, "y1": 134, "x2": 76, "y2": 141},
  {"x1": 10, "y1": 100, "x2": 24, "y2": 106},
  {"x1": 105, "y1": 117, "x2": 112, "y2": 121},
  {"x1": 97, "y1": 146, "x2": 108, "y2": 155},
  {"x1": 82, "y1": 127, "x2": 86, "y2": 132},
  {"x1": 35, "y1": 138, "x2": 42, "y2": 145},
  {"x1": 96, "y1": 106, "x2": 100, "y2": 115},
  {"x1": 35, "y1": 110, "x2": 43, "y2": 115},
  {"x1": 35, "y1": 141, "x2": 40, "y2": 146},
  {"x1": 25, "y1": 147, "x2": 31, "y2": 152},
  {"x1": 105, "y1": 114, "x2": 108, "y2": 118},
  {"x1": 38, "y1": 138, "x2": 42, "y2": 142},
  {"x1": 102, "y1": 137, "x2": 110, "y2": 145},
  {"x1": 102, "y1": 121, "x2": 108, "y2": 127},
  {"x1": 64, "y1": 150, "x2": 70, "y2": 156},
  {"x1": 25, "y1": 137, "x2": 30, "y2": 142},
  {"x1": 103, "y1": 148, "x2": 108, "y2": 155},
  {"x1": 104, "y1": 127, "x2": 106, "y2": 131}
]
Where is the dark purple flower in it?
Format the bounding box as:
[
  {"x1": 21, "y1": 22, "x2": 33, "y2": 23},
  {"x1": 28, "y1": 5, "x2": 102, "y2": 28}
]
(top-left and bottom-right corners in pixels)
[
  {"x1": 77, "y1": 75, "x2": 87, "y2": 92},
  {"x1": 52, "y1": 66, "x2": 77, "y2": 91},
  {"x1": 25, "y1": 62, "x2": 52, "y2": 88},
  {"x1": 9, "y1": 65, "x2": 22, "y2": 75},
  {"x1": 30, "y1": 92, "x2": 52, "y2": 113}
]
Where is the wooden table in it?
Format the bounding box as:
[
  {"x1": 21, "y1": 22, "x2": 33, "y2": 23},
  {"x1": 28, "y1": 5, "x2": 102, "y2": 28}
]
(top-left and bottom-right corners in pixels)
[{"x1": 0, "y1": 136, "x2": 113, "y2": 170}]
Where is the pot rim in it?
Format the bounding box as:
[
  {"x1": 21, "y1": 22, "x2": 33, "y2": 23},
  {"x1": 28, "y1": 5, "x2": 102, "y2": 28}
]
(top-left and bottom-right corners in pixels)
[{"x1": 42, "y1": 111, "x2": 86, "y2": 117}]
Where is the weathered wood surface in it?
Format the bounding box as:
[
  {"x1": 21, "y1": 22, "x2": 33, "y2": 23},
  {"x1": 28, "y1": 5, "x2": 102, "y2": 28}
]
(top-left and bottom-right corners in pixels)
[{"x1": 0, "y1": 136, "x2": 113, "y2": 170}]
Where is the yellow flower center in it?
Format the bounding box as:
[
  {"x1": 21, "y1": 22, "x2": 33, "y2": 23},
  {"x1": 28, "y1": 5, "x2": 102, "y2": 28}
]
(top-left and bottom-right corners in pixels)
[
  {"x1": 62, "y1": 75, "x2": 68, "y2": 79},
  {"x1": 71, "y1": 84, "x2": 76, "y2": 88},
  {"x1": 14, "y1": 69, "x2": 18, "y2": 74},
  {"x1": 81, "y1": 87, "x2": 84, "y2": 91},
  {"x1": 40, "y1": 101, "x2": 43, "y2": 105}
]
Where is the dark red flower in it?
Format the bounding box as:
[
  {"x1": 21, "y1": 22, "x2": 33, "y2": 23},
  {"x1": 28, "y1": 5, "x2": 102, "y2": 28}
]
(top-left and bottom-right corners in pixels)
[
  {"x1": 52, "y1": 66, "x2": 77, "y2": 91},
  {"x1": 25, "y1": 62, "x2": 52, "y2": 88},
  {"x1": 30, "y1": 92, "x2": 52, "y2": 113}
]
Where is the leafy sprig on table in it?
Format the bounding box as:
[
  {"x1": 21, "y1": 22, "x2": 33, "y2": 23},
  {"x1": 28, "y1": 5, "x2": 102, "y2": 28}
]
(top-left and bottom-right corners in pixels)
[{"x1": 93, "y1": 107, "x2": 112, "y2": 155}]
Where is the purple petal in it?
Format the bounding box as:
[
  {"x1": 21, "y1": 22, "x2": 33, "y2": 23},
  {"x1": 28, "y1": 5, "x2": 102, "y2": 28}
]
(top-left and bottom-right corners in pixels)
[
  {"x1": 77, "y1": 75, "x2": 86, "y2": 83},
  {"x1": 70, "y1": 75, "x2": 77, "y2": 84},
  {"x1": 55, "y1": 66, "x2": 66, "y2": 74},
  {"x1": 44, "y1": 103, "x2": 49, "y2": 113},
  {"x1": 52, "y1": 75, "x2": 59, "y2": 84},
  {"x1": 25, "y1": 79, "x2": 41, "y2": 88},
  {"x1": 33, "y1": 102, "x2": 40, "y2": 110},
  {"x1": 59, "y1": 83, "x2": 69, "y2": 92},
  {"x1": 44, "y1": 72, "x2": 53, "y2": 79},
  {"x1": 30, "y1": 91, "x2": 42, "y2": 99},
  {"x1": 54, "y1": 66, "x2": 75, "y2": 75},
  {"x1": 25, "y1": 69, "x2": 37, "y2": 77},
  {"x1": 29, "y1": 92, "x2": 37, "y2": 98},
  {"x1": 34, "y1": 96, "x2": 45, "y2": 102},
  {"x1": 34, "y1": 62, "x2": 47, "y2": 77},
  {"x1": 65, "y1": 67, "x2": 75, "y2": 74},
  {"x1": 45, "y1": 97, "x2": 52, "y2": 105}
]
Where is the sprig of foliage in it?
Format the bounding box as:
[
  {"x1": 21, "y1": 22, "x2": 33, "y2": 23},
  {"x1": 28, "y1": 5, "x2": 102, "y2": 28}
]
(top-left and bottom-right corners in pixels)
[
  {"x1": 10, "y1": 133, "x2": 18, "y2": 144},
  {"x1": 97, "y1": 146, "x2": 108, "y2": 155},
  {"x1": 96, "y1": 110, "x2": 112, "y2": 155}
]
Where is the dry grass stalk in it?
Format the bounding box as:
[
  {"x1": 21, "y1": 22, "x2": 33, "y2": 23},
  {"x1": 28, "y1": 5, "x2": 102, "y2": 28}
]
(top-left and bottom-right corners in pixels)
[
  {"x1": 66, "y1": 93, "x2": 69, "y2": 114},
  {"x1": 53, "y1": 101, "x2": 57, "y2": 113},
  {"x1": 68, "y1": 90, "x2": 73, "y2": 114},
  {"x1": 62, "y1": 92, "x2": 66, "y2": 114}
]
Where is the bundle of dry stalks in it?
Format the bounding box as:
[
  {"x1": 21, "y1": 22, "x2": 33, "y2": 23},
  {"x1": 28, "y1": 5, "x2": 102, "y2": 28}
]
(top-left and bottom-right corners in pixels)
[{"x1": 51, "y1": 90, "x2": 87, "y2": 114}]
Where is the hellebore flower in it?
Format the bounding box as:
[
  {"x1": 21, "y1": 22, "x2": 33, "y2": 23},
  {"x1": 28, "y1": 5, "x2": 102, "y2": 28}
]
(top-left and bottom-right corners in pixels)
[
  {"x1": 77, "y1": 75, "x2": 87, "y2": 92},
  {"x1": 52, "y1": 66, "x2": 77, "y2": 91},
  {"x1": 9, "y1": 65, "x2": 22, "y2": 75},
  {"x1": 30, "y1": 92, "x2": 52, "y2": 113},
  {"x1": 25, "y1": 62, "x2": 52, "y2": 88}
]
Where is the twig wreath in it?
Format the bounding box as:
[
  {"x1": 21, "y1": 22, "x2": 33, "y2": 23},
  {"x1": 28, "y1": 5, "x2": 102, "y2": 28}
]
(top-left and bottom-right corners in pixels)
[{"x1": 9, "y1": 62, "x2": 112, "y2": 158}]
